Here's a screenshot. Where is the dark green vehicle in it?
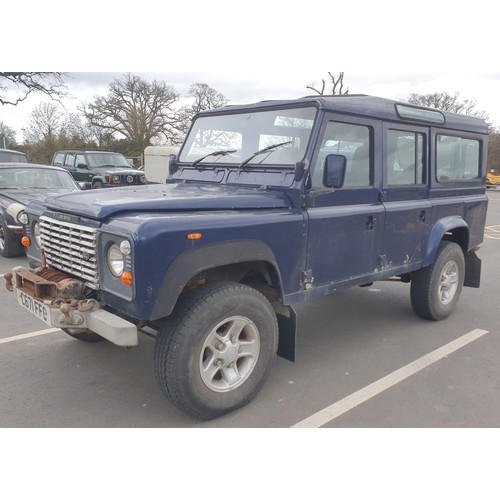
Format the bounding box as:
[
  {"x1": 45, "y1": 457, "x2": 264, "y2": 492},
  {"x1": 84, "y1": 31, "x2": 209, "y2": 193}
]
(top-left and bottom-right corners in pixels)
[{"x1": 52, "y1": 150, "x2": 146, "y2": 189}]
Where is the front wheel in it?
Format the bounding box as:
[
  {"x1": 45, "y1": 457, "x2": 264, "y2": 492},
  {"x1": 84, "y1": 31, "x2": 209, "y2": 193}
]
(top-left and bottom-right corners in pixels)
[
  {"x1": 154, "y1": 282, "x2": 278, "y2": 420},
  {"x1": 410, "y1": 241, "x2": 465, "y2": 321},
  {"x1": 0, "y1": 215, "x2": 23, "y2": 258}
]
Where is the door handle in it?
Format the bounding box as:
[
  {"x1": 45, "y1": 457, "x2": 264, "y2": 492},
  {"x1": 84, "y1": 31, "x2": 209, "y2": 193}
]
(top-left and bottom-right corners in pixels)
[{"x1": 418, "y1": 210, "x2": 426, "y2": 222}]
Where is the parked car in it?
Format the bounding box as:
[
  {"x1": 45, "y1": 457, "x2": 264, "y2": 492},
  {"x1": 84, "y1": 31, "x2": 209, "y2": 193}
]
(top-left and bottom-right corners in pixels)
[
  {"x1": 0, "y1": 163, "x2": 81, "y2": 257},
  {"x1": 52, "y1": 150, "x2": 147, "y2": 188},
  {"x1": 0, "y1": 148, "x2": 28, "y2": 163}
]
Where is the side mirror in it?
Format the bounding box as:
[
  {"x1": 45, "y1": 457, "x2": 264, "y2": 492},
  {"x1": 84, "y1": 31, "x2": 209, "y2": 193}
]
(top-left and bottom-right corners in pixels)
[
  {"x1": 77, "y1": 163, "x2": 88, "y2": 169},
  {"x1": 168, "y1": 154, "x2": 178, "y2": 175},
  {"x1": 323, "y1": 154, "x2": 347, "y2": 188},
  {"x1": 78, "y1": 182, "x2": 92, "y2": 190}
]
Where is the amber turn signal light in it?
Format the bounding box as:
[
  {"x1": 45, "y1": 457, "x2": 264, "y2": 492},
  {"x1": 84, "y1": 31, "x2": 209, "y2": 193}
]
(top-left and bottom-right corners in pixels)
[
  {"x1": 187, "y1": 233, "x2": 202, "y2": 240},
  {"x1": 21, "y1": 236, "x2": 31, "y2": 247},
  {"x1": 121, "y1": 271, "x2": 133, "y2": 286}
]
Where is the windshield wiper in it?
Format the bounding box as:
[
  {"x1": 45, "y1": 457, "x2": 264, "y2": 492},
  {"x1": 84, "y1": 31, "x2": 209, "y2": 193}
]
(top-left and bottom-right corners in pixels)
[
  {"x1": 191, "y1": 149, "x2": 237, "y2": 167},
  {"x1": 238, "y1": 141, "x2": 292, "y2": 168}
]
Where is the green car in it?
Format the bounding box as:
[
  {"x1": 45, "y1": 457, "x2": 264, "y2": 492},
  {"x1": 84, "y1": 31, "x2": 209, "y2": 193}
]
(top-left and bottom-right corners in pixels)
[{"x1": 52, "y1": 150, "x2": 146, "y2": 189}]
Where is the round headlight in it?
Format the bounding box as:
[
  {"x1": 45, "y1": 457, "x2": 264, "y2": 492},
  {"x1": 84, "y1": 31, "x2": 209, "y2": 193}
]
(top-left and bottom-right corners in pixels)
[
  {"x1": 18, "y1": 211, "x2": 28, "y2": 225},
  {"x1": 107, "y1": 243, "x2": 124, "y2": 277},
  {"x1": 34, "y1": 222, "x2": 42, "y2": 248}
]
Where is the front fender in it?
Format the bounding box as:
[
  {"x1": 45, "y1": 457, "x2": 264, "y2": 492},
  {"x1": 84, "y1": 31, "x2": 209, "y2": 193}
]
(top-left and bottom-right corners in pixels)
[
  {"x1": 150, "y1": 240, "x2": 283, "y2": 320},
  {"x1": 423, "y1": 216, "x2": 468, "y2": 267}
]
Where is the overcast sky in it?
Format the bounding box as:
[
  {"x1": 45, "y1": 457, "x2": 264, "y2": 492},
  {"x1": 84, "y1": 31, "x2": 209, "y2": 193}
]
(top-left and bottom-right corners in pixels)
[{"x1": 3, "y1": 0, "x2": 500, "y2": 142}]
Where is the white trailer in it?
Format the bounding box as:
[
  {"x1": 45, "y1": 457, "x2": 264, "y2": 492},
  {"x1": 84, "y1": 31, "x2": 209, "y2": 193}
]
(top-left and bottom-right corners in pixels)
[{"x1": 144, "y1": 146, "x2": 179, "y2": 183}]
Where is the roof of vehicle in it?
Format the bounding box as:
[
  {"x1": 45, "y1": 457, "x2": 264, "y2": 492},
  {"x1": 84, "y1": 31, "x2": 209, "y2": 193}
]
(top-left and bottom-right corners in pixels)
[
  {"x1": 0, "y1": 148, "x2": 28, "y2": 154},
  {"x1": 54, "y1": 150, "x2": 126, "y2": 154},
  {"x1": 199, "y1": 94, "x2": 488, "y2": 134},
  {"x1": 0, "y1": 162, "x2": 68, "y2": 172}
]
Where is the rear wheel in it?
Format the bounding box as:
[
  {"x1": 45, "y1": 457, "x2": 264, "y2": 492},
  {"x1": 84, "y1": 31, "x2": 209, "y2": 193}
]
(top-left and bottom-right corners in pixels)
[
  {"x1": 154, "y1": 282, "x2": 278, "y2": 420},
  {"x1": 410, "y1": 241, "x2": 465, "y2": 320}
]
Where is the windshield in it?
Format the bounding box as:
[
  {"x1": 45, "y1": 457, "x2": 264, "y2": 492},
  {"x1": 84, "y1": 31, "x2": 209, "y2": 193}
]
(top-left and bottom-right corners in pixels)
[
  {"x1": 86, "y1": 152, "x2": 131, "y2": 168},
  {"x1": 0, "y1": 167, "x2": 78, "y2": 190},
  {"x1": 179, "y1": 106, "x2": 317, "y2": 167}
]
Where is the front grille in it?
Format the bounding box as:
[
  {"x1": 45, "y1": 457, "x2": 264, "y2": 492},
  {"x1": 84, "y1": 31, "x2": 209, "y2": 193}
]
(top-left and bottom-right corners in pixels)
[{"x1": 39, "y1": 216, "x2": 99, "y2": 289}]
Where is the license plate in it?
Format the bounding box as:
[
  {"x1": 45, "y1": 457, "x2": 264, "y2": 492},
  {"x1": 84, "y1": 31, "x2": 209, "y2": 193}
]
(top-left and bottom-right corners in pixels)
[{"x1": 16, "y1": 289, "x2": 52, "y2": 326}]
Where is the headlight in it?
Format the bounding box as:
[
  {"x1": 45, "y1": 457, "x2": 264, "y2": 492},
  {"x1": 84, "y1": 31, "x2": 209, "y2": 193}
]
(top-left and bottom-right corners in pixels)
[
  {"x1": 107, "y1": 243, "x2": 125, "y2": 276},
  {"x1": 17, "y1": 211, "x2": 28, "y2": 225},
  {"x1": 34, "y1": 222, "x2": 42, "y2": 248},
  {"x1": 109, "y1": 175, "x2": 121, "y2": 184}
]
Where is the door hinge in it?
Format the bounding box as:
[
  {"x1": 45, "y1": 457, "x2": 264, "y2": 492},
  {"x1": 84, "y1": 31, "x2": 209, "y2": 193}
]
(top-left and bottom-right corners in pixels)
[
  {"x1": 302, "y1": 270, "x2": 314, "y2": 290},
  {"x1": 379, "y1": 190, "x2": 387, "y2": 202}
]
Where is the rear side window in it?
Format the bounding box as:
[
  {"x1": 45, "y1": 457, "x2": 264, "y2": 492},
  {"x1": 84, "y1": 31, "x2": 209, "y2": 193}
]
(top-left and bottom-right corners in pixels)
[
  {"x1": 387, "y1": 130, "x2": 425, "y2": 186},
  {"x1": 436, "y1": 135, "x2": 480, "y2": 182}
]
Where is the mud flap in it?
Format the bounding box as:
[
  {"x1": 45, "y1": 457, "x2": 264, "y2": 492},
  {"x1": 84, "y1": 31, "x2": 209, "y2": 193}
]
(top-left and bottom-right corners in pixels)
[
  {"x1": 276, "y1": 306, "x2": 297, "y2": 362},
  {"x1": 464, "y1": 250, "x2": 481, "y2": 288}
]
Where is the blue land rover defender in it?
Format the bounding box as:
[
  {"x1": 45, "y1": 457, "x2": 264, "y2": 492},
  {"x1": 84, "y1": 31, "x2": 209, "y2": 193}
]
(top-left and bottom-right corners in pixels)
[{"x1": 7, "y1": 95, "x2": 489, "y2": 420}]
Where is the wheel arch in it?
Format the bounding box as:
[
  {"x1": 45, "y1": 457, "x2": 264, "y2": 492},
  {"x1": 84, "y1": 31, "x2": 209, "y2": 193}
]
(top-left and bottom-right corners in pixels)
[
  {"x1": 423, "y1": 216, "x2": 469, "y2": 267},
  {"x1": 150, "y1": 240, "x2": 285, "y2": 321}
]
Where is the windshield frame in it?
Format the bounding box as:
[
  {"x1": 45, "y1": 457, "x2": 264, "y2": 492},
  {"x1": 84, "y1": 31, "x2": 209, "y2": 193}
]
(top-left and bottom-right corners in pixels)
[{"x1": 178, "y1": 104, "x2": 318, "y2": 169}]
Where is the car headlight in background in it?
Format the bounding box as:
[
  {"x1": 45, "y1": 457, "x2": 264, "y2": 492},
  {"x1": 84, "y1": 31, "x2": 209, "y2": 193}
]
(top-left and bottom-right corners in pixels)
[
  {"x1": 109, "y1": 175, "x2": 122, "y2": 184},
  {"x1": 17, "y1": 211, "x2": 28, "y2": 225}
]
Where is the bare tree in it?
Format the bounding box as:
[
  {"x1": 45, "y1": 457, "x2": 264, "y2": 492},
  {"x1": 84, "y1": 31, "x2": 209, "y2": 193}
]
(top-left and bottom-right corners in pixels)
[
  {"x1": 22, "y1": 102, "x2": 69, "y2": 144},
  {"x1": 173, "y1": 83, "x2": 230, "y2": 144},
  {"x1": 0, "y1": 72, "x2": 68, "y2": 106},
  {"x1": 81, "y1": 73, "x2": 179, "y2": 152},
  {"x1": 0, "y1": 122, "x2": 17, "y2": 147},
  {"x1": 306, "y1": 71, "x2": 349, "y2": 96}
]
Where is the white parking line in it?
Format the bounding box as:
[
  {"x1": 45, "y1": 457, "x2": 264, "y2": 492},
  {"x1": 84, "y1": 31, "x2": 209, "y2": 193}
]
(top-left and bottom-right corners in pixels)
[
  {"x1": 0, "y1": 328, "x2": 61, "y2": 345},
  {"x1": 292, "y1": 328, "x2": 490, "y2": 428}
]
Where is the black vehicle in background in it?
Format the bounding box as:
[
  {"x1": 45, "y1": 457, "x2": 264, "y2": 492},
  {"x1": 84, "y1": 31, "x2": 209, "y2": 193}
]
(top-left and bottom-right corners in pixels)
[
  {"x1": 0, "y1": 163, "x2": 80, "y2": 257},
  {"x1": 52, "y1": 150, "x2": 146, "y2": 189}
]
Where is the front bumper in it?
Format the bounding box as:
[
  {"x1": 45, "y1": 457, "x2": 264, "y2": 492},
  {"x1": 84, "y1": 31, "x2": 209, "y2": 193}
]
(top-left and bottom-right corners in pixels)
[{"x1": 7, "y1": 266, "x2": 138, "y2": 347}]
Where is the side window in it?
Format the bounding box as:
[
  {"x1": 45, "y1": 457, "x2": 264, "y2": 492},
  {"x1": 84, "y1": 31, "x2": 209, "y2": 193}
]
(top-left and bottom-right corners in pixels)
[
  {"x1": 386, "y1": 130, "x2": 425, "y2": 186},
  {"x1": 53, "y1": 153, "x2": 64, "y2": 166},
  {"x1": 436, "y1": 135, "x2": 480, "y2": 182},
  {"x1": 64, "y1": 153, "x2": 76, "y2": 167},
  {"x1": 75, "y1": 154, "x2": 85, "y2": 166},
  {"x1": 312, "y1": 121, "x2": 371, "y2": 188}
]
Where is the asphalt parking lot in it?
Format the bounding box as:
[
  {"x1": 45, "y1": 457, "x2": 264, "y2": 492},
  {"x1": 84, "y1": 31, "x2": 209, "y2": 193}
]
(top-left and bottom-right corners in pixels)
[{"x1": 1, "y1": 192, "x2": 499, "y2": 428}]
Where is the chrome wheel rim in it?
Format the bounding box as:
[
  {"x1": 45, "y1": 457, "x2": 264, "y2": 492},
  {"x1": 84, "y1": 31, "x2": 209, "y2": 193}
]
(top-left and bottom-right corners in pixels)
[
  {"x1": 0, "y1": 224, "x2": 5, "y2": 252},
  {"x1": 438, "y1": 261, "x2": 459, "y2": 305},
  {"x1": 199, "y1": 315, "x2": 260, "y2": 393}
]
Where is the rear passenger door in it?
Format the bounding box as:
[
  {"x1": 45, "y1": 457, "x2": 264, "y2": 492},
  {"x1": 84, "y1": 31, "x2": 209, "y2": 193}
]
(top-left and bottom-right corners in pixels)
[{"x1": 381, "y1": 124, "x2": 431, "y2": 272}]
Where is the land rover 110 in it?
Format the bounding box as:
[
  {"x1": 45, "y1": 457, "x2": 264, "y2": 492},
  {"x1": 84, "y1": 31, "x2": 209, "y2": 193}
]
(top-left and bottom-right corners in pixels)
[{"x1": 7, "y1": 95, "x2": 488, "y2": 420}]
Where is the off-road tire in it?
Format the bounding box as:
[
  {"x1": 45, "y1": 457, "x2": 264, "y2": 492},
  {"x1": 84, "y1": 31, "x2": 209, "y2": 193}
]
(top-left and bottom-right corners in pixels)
[
  {"x1": 154, "y1": 282, "x2": 278, "y2": 420},
  {"x1": 410, "y1": 241, "x2": 465, "y2": 321}
]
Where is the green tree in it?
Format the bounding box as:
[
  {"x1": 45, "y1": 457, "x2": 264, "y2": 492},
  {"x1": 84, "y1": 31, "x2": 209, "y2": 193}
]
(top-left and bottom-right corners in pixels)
[{"x1": 81, "y1": 73, "x2": 179, "y2": 152}]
